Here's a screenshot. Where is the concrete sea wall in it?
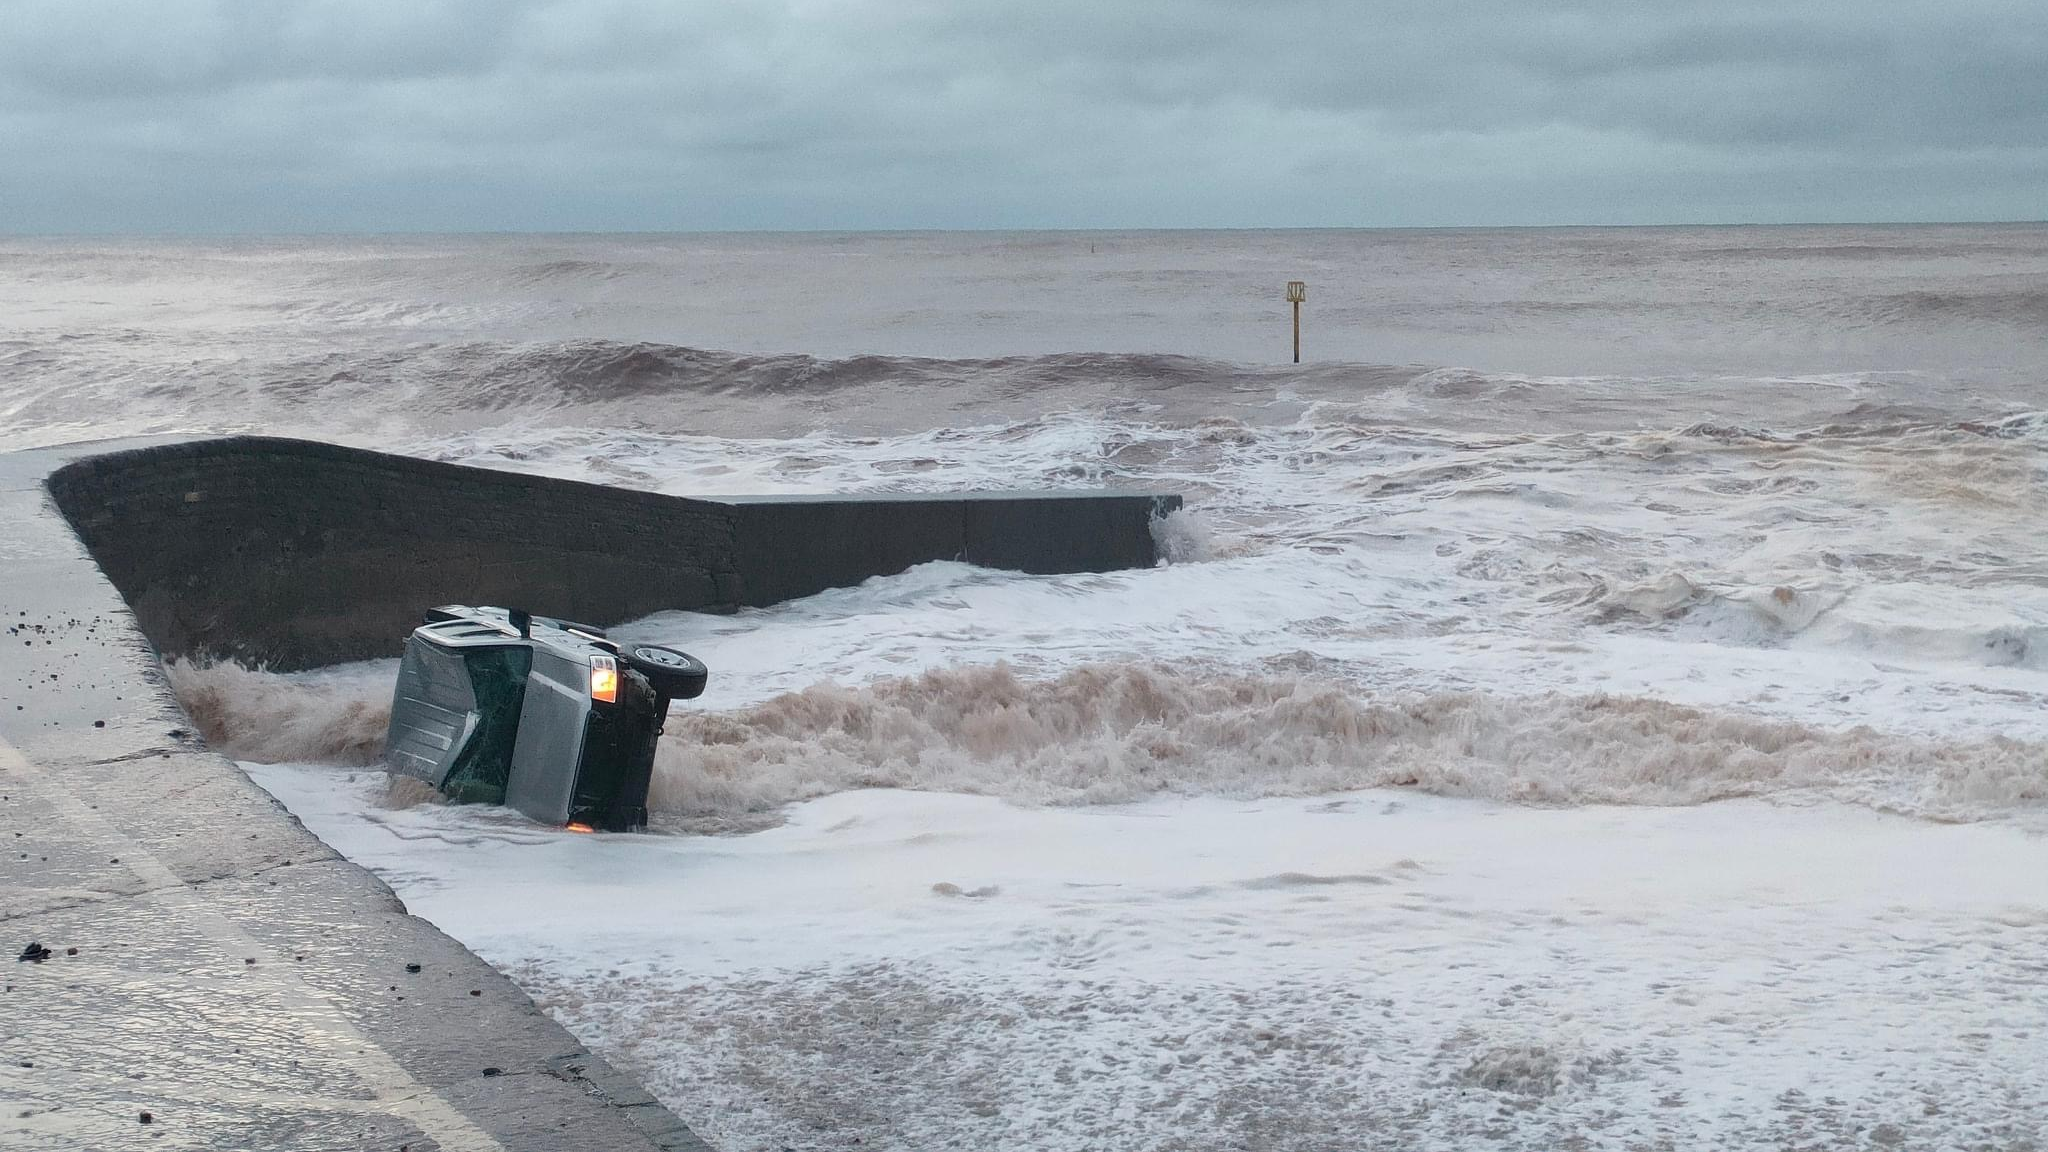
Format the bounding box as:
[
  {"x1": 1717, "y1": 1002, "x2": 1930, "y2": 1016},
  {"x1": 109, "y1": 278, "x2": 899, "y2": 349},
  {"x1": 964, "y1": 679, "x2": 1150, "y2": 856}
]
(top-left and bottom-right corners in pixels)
[{"x1": 46, "y1": 436, "x2": 1178, "y2": 670}]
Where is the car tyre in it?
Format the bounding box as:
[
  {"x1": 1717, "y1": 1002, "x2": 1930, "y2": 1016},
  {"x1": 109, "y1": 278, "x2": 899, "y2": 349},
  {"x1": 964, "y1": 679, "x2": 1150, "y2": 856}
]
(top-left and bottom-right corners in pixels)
[{"x1": 624, "y1": 644, "x2": 708, "y2": 700}]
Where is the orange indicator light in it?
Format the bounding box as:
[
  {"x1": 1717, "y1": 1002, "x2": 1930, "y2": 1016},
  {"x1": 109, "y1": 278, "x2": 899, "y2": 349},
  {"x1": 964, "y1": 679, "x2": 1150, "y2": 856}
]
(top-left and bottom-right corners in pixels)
[{"x1": 589, "y1": 656, "x2": 619, "y2": 703}]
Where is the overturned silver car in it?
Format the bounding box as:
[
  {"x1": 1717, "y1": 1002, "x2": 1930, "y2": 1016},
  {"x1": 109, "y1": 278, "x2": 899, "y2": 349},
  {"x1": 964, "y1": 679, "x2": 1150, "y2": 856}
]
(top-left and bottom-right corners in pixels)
[{"x1": 384, "y1": 605, "x2": 707, "y2": 831}]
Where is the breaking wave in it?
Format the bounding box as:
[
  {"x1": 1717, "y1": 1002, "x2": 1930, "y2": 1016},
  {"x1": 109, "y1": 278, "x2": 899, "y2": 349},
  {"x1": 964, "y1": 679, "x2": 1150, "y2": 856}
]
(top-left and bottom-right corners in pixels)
[
  {"x1": 1863, "y1": 288, "x2": 2048, "y2": 328},
  {"x1": 164, "y1": 658, "x2": 389, "y2": 766},
  {"x1": 0, "y1": 334, "x2": 1441, "y2": 448},
  {"x1": 456, "y1": 342, "x2": 1345, "y2": 406},
  {"x1": 72, "y1": 337, "x2": 2034, "y2": 435},
  {"x1": 165, "y1": 659, "x2": 2048, "y2": 830},
  {"x1": 1591, "y1": 573, "x2": 2048, "y2": 669},
  {"x1": 646, "y1": 663, "x2": 2048, "y2": 829}
]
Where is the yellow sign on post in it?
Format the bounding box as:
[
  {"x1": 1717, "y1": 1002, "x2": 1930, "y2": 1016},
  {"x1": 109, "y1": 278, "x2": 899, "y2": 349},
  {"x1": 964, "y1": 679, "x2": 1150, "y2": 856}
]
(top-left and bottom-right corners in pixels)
[{"x1": 1285, "y1": 281, "x2": 1307, "y2": 363}]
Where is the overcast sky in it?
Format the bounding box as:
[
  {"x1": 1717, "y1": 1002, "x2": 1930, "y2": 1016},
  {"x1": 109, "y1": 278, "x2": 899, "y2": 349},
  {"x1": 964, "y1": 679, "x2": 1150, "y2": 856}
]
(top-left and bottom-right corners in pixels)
[{"x1": 1, "y1": 0, "x2": 2043, "y2": 232}]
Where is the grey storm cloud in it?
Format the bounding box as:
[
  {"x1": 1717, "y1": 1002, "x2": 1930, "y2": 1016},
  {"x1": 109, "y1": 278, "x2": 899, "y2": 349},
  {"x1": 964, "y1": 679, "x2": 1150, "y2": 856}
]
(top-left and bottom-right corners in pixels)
[{"x1": 0, "y1": 0, "x2": 2041, "y2": 231}]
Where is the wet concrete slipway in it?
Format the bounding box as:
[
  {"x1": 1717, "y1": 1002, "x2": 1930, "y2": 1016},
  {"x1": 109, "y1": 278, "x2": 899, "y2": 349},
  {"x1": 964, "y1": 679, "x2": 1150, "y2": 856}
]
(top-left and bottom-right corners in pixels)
[{"x1": 1, "y1": 439, "x2": 710, "y2": 1151}]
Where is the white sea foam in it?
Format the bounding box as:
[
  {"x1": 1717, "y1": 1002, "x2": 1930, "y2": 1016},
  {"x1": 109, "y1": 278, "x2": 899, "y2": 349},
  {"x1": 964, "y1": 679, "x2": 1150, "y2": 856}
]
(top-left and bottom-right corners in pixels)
[{"x1": 241, "y1": 771, "x2": 2048, "y2": 1152}]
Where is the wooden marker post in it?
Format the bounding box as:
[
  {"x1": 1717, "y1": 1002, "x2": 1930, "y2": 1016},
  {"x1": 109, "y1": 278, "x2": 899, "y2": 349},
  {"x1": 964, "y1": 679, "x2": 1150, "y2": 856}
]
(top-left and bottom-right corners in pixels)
[{"x1": 1286, "y1": 280, "x2": 1306, "y2": 363}]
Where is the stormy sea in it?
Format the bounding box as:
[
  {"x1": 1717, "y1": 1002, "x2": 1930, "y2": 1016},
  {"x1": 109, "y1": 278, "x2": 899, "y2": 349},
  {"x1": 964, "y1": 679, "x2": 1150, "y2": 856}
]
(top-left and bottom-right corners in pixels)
[{"x1": 8, "y1": 225, "x2": 2048, "y2": 1149}]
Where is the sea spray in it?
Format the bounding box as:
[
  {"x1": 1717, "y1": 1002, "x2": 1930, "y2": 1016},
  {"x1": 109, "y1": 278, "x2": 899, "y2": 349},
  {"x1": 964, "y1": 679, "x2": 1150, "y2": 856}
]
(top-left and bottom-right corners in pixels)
[
  {"x1": 164, "y1": 657, "x2": 390, "y2": 766},
  {"x1": 1149, "y1": 506, "x2": 1216, "y2": 564}
]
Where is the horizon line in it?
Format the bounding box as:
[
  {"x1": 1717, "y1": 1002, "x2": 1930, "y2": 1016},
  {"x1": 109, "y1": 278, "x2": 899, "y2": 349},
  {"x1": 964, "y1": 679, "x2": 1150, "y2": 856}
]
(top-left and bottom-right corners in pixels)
[{"x1": 4, "y1": 218, "x2": 2045, "y2": 240}]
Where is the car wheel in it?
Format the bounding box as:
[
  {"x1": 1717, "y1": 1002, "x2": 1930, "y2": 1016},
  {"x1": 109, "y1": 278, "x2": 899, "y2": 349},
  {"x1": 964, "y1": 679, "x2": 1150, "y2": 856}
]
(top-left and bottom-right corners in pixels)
[{"x1": 624, "y1": 644, "x2": 708, "y2": 700}]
